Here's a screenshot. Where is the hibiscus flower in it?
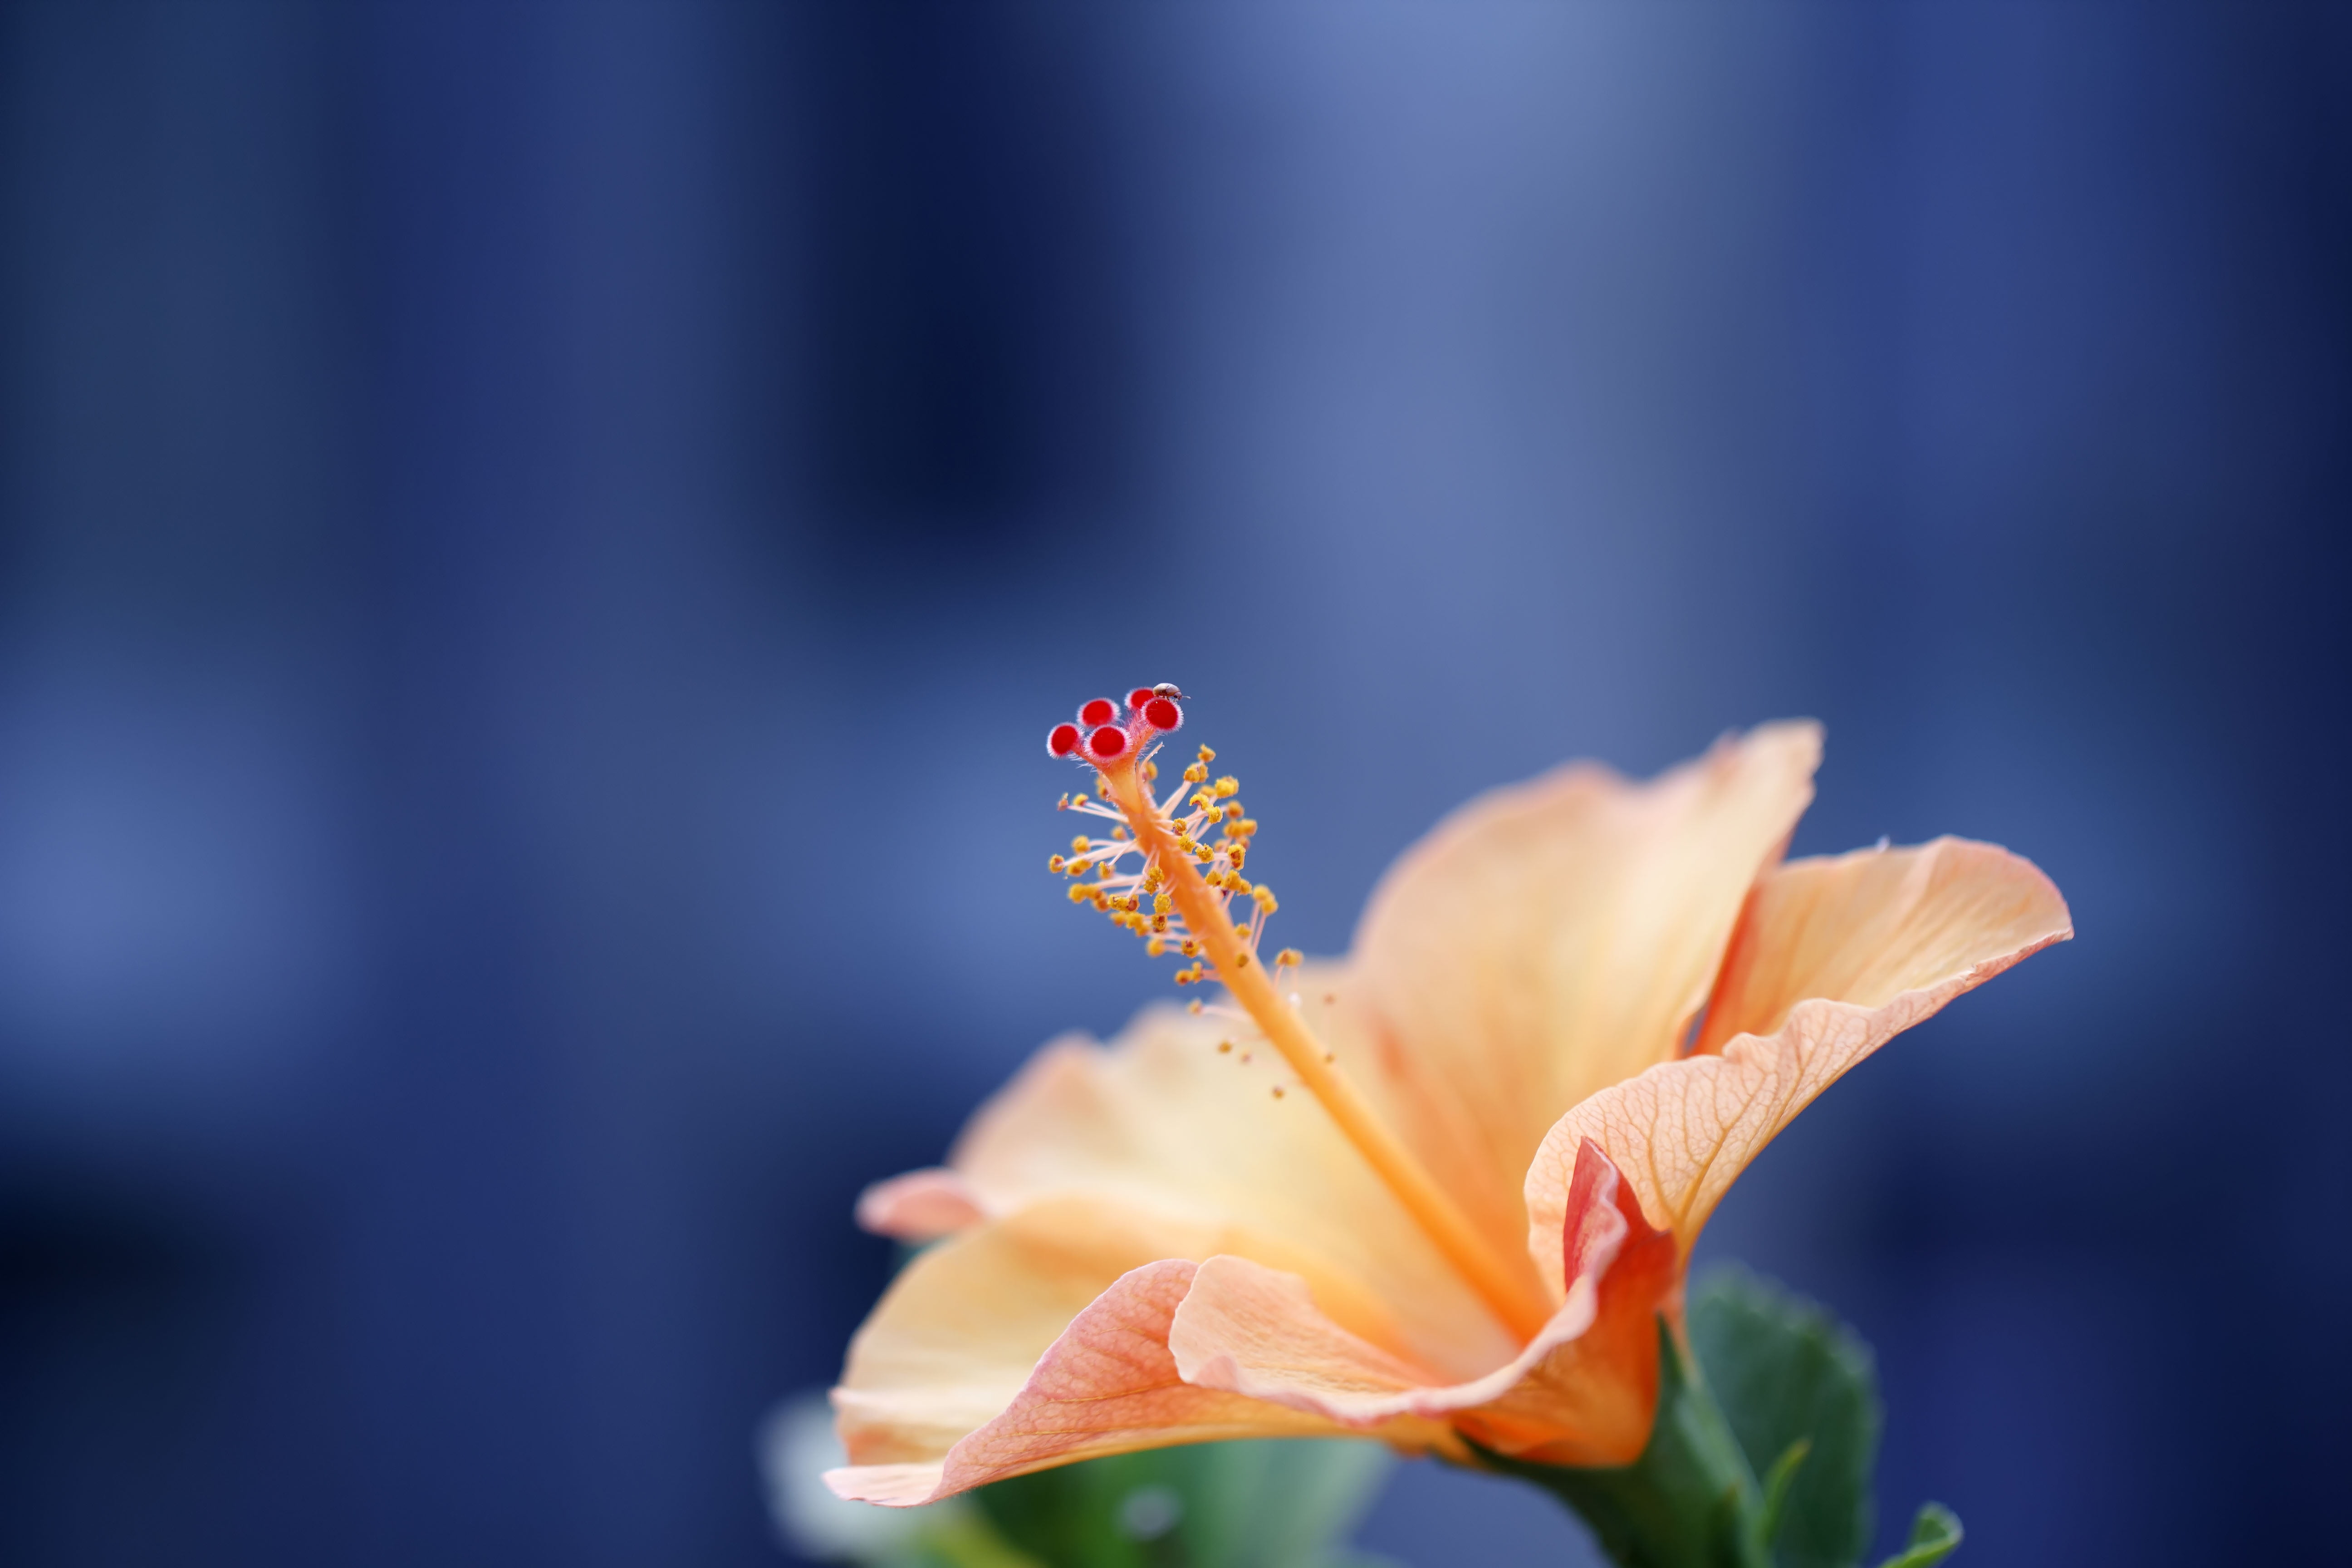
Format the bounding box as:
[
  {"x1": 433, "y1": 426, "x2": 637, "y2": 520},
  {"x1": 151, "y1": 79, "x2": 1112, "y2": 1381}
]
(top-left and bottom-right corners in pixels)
[{"x1": 828, "y1": 698, "x2": 2068, "y2": 1508}]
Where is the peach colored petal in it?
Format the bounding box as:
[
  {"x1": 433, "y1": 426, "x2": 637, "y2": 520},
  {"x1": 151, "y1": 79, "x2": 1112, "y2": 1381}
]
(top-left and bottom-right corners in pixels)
[
  {"x1": 833, "y1": 1200, "x2": 1153, "y2": 1474},
  {"x1": 934, "y1": 1010, "x2": 1519, "y2": 1381},
  {"x1": 828, "y1": 1200, "x2": 1349, "y2": 1506},
  {"x1": 1695, "y1": 835, "x2": 2074, "y2": 1055},
  {"x1": 1169, "y1": 1140, "x2": 1674, "y2": 1467},
  {"x1": 856, "y1": 1168, "x2": 987, "y2": 1241},
  {"x1": 1343, "y1": 723, "x2": 1822, "y2": 1274},
  {"x1": 1166, "y1": 1260, "x2": 1447, "y2": 1418},
  {"x1": 1526, "y1": 838, "x2": 2073, "y2": 1269}
]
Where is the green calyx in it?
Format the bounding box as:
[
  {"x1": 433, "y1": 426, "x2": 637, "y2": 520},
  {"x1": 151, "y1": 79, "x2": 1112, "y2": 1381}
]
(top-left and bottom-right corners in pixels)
[
  {"x1": 1471, "y1": 1316, "x2": 1770, "y2": 1568},
  {"x1": 1475, "y1": 1269, "x2": 1964, "y2": 1568}
]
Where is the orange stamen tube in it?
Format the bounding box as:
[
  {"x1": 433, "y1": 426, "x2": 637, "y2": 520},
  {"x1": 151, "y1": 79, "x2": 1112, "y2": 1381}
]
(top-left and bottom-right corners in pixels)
[{"x1": 1091, "y1": 748, "x2": 1553, "y2": 1343}]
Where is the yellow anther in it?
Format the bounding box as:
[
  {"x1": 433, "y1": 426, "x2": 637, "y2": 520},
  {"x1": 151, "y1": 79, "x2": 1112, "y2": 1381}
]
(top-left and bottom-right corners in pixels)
[
  {"x1": 1253, "y1": 886, "x2": 1276, "y2": 908},
  {"x1": 1196, "y1": 745, "x2": 1216, "y2": 763},
  {"x1": 1048, "y1": 854, "x2": 1066, "y2": 873},
  {"x1": 1183, "y1": 763, "x2": 1208, "y2": 784},
  {"x1": 1214, "y1": 777, "x2": 1239, "y2": 798},
  {"x1": 1234, "y1": 923, "x2": 1252, "y2": 939},
  {"x1": 1151, "y1": 915, "x2": 1167, "y2": 933},
  {"x1": 1112, "y1": 826, "x2": 1130, "y2": 841},
  {"x1": 1186, "y1": 1000, "x2": 1203, "y2": 1014},
  {"x1": 1144, "y1": 866, "x2": 1166, "y2": 890},
  {"x1": 1224, "y1": 803, "x2": 1245, "y2": 821},
  {"x1": 1142, "y1": 761, "x2": 1158, "y2": 780},
  {"x1": 1217, "y1": 1040, "x2": 1233, "y2": 1054},
  {"x1": 1180, "y1": 940, "x2": 1199, "y2": 956},
  {"x1": 1073, "y1": 791, "x2": 1090, "y2": 804},
  {"x1": 1153, "y1": 893, "x2": 1172, "y2": 914},
  {"x1": 1067, "y1": 884, "x2": 1090, "y2": 904},
  {"x1": 1276, "y1": 948, "x2": 1303, "y2": 968},
  {"x1": 1147, "y1": 938, "x2": 1166, "y2": 956},
  {"x1": 1235, "y1": 952, "x2": 1252, "y2": 970},
  {"x1": 1071, "y1": 836, "x2": 1091, "y2": 853}
]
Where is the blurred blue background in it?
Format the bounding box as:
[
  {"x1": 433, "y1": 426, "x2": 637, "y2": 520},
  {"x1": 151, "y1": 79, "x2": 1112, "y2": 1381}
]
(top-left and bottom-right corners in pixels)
[{"x1": 1, "y1": 2, "x2": 2346, "y2": 1564}]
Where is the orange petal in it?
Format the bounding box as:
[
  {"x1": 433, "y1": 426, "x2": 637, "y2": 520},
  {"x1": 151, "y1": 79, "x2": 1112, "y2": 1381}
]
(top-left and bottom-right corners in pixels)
[
  {"x1": 1347, "y1": 722, "x2": 1823, "y2": 1270},
  {"x1": 1695, "y1": 834, "x2": 2074, "y2": 1055},
  {"x1": 932, "y1": 1011, "x2": 1520, "y2": 1380},
  {"x1": 827, "y1": 1199, "x2": 1344, "y2": 1506},
  {"x1": 1527, "y1": 837, "x2": 2072, "y2": 1267},
  {"x1": 1169, "y1": 1140, "x2": 1674, "y2": 1466},
  {"x1": 856, "y1": 1168, "x2": 987, "y2": 1241}
]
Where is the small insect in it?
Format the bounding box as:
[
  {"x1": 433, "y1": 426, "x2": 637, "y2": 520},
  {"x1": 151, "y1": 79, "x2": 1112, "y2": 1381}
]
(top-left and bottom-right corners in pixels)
[{"x1": 1119, "y1": 683, "x2": 1188, "y2": 734}]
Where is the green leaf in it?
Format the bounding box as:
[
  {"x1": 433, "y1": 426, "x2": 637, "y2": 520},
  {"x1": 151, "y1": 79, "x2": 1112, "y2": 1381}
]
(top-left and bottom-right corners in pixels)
[
  {"x1": 972, "y1": 1439, "x2": 1394, "y2": 1568},
  {"x1": 1687, "y1": 1269, "x2": 1882, "y2": 1568},
  {"x1": 1176, "y1": 1438, "x2": 1398, "y2": 1568},
  {"x1": 879, "y1": 1513, "x2": 1051, "y2": 1568},
  {"x1": 1753, "y1": 1440, "x2": 1811, "y2": 1549},
  {"x1": 1872, "y1": 1504, "x2": 1961, "y2": 1568}
]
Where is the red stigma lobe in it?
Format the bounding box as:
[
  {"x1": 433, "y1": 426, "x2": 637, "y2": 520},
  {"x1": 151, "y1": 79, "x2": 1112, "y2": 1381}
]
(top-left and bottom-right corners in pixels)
[{"x1": 1047, "y1": 683, "x2": 1187, "y2": 774}]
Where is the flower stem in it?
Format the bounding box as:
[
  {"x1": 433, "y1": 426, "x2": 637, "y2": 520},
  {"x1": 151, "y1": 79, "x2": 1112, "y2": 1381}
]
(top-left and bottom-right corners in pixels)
[{"x1": 1475, "y1": 1319, "x2": 1772, "y2": 1568}]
